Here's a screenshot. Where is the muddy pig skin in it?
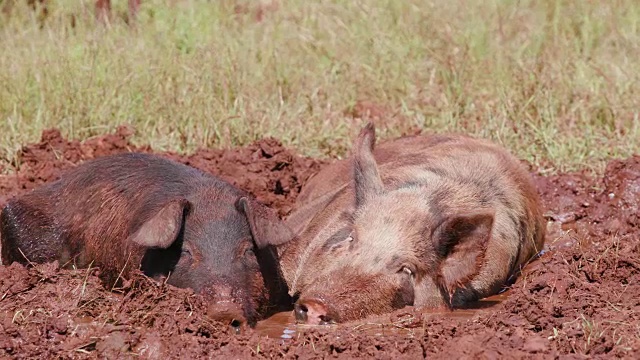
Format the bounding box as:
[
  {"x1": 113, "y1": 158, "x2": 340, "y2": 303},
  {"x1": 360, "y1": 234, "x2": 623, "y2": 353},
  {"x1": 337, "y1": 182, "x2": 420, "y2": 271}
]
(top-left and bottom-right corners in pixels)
[
  {"x1": 281, "y1": 123, "x2": 546, "y2": 324},
  {"x1": 0, "y1": 152, "x2": 294, "y2": 326}
]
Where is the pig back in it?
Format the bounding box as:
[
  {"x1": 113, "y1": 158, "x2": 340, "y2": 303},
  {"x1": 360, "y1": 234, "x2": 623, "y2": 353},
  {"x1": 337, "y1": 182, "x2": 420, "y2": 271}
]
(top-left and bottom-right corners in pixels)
[
  {"x1": 0, "y1": 153, "x2": 226, "y2": 285},
  {"x1": 295, "y1": 133, "x2": 465, "y2": 206}
]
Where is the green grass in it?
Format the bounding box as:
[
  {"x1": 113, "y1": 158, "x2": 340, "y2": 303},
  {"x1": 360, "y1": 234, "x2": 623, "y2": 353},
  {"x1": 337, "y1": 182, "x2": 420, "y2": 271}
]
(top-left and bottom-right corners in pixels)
[{"x1": 1, "y1": 0, "x2": 639, "y2": 172}]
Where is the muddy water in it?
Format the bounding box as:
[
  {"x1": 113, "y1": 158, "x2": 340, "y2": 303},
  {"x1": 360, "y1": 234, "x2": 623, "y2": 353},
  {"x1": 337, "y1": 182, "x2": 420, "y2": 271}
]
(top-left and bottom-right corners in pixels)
[{"x1": 255, "y1": 292, "x2": 510, "y2": 339}]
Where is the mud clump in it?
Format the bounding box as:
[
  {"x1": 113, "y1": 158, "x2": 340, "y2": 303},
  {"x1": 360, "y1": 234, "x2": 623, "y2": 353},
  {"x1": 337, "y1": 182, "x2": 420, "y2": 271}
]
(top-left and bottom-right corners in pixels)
[
  {"x1": 1, "y1": 128, "x2": 640, "y2": 358},
  {"x1": 167, "y1": 137, "x2": 325, "y2": 216}
]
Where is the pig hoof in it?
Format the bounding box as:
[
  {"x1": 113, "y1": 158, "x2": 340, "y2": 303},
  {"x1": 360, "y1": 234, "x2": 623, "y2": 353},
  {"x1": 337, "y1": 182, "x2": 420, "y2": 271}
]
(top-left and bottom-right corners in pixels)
[{"x1": 294, "y1": 299, "x2": 333, "y2": 325}]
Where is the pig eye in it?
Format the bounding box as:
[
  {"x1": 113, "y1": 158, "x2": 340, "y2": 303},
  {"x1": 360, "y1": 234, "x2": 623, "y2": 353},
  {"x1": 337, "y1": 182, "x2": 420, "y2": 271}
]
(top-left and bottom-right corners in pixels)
[
  {"x1": 400, "y1": 266, "x2": 414, "y2": 277},
  {"x1": 179, "y1": 247, "x2": 193, "y2": 264},
  {"x1": 330, "y1": 232, "x2": 354, "y2": 250},
  {"x1": 345, "y1": 230, "x2": 356, "y2": 242},
  {"x1": 323, "y1": 228, "x2": 355, "y2": 251},
  {"x1": 241, "y1": 240, "x2": 258, "y2": 256},
  {"x1": 244, "y1": 247, "x2": 255, "y2": 257}
]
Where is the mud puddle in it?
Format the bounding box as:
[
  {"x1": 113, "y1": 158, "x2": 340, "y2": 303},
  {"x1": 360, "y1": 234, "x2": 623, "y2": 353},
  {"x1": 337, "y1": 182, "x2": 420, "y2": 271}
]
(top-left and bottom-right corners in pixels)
[{"x1": 255, "y1": 292, "x2": 510, "y2": 339}]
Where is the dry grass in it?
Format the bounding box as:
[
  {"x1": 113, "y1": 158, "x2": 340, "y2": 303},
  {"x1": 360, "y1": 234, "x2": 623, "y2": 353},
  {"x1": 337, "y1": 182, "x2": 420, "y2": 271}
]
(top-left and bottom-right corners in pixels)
[{"x1": 1, "y1": 0, "x2": 639, "y2": 171}]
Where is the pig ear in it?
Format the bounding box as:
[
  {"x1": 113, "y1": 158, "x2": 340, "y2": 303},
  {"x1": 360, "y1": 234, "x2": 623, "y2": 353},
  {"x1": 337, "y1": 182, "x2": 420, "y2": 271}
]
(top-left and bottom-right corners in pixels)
[
  {"x1": 432, "y1": 211, "x2": 494, "y2": 302},
  {"x1": 236, "y1": 196, "x2": 294, "y2": 249},
  {"x1": 353, "y1": 122, "x2": 384, "y2": 207},
  {"x1": 130, "y1": 199, "x2": 190, "y2": 249}
]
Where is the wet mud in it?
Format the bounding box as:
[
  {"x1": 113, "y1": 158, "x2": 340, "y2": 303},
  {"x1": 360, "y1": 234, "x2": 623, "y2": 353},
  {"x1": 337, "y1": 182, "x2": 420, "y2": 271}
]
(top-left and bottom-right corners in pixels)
[{"x1": 1, "y1": 127, "x2": 639, "y2": 358}]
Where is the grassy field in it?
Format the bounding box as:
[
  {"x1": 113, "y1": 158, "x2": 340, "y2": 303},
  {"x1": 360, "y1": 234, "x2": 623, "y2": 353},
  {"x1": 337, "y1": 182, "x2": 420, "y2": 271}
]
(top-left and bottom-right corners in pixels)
[{"x1": 1, "y1": 0, "x2": 638, "y2": 172}]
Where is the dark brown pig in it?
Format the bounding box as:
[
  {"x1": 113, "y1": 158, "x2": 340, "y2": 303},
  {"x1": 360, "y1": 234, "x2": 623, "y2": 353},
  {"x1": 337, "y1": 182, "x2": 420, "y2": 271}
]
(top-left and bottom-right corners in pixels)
[
  {"x1": 0, "y1": 152, "x2": 293, "y2": 326},
  {"x1": 280, "y1": 122, "x2": 546, "y2": 324}
]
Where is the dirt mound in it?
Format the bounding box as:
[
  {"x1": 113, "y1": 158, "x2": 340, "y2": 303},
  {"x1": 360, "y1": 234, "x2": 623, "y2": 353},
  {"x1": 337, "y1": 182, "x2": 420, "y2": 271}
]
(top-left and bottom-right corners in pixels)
[
  {"x1": 0, "y1": 126, "x2": 325, "y2": 216},
  {"x1": 0, "y1": 262, "x2": 235, "y2": 358},
  {"x1": 1, "y1": 129, "x2": 639, "y2": 358},
  {"x1": 0, "y1": 127, "x2": 143, "y2": 206},
  {"x1": 166, "y1": 138, "x2": 325, "y2": 216}
]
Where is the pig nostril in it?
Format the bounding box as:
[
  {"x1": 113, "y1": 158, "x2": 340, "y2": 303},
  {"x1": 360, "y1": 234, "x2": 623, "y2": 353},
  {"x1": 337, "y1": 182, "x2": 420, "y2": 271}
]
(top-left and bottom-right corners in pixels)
[
  {"x1": 295, "y1": 299, "x2": 334, "y2": 325},
  {"x1": 230, "y1": 319, "x2": 243, "y2": 329},
  {"x1": 207, "y1": 297, "x2": 247, "y2": 330},
  {"x1": 318, "y1": 315, "x2": 332, "y2": 325},
  {"x1": 294, "y1": 303, "x2": 308, "y2": 323},
  {"x1": 230, "y1": 319, "x2": 243, "y2": 335}
]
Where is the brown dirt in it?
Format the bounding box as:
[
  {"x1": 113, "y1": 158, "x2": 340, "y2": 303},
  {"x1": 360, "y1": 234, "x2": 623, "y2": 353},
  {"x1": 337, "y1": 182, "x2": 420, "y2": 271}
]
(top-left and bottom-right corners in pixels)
[
  {"x1": 0, "y1": 126, "x2": 325, "y2": 217},
  {"x1": 1, "y1": 128, "x2": 639, "y2": 359}
]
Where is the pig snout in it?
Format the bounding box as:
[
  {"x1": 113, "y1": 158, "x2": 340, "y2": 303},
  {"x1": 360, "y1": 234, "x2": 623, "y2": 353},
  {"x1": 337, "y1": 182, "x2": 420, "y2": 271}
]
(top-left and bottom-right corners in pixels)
[
  {"x1": 294, "y1": 298, "x2": 335, "y2": 325},
  {"x1": 205, "y1": 286, "x2": 247, "y2": 328},
  {"x1": 208, "y1": 300, "x2": 246, "y2": 327}
]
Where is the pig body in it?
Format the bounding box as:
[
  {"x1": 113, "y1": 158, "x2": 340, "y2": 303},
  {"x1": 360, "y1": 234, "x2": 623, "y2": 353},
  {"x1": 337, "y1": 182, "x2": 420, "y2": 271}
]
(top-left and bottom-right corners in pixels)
[
  {"x1": 1, "y1": 152, "x2": 293, "y2": 325},
  {"x1": 281, "y1": 123, "x2": 546, "y2": 324}
]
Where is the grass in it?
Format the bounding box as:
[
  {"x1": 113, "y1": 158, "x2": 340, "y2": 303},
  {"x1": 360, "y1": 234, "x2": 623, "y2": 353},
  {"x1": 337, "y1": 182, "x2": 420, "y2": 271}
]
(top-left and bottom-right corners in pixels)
[{"x1": 1, "y1": 0, "x2": 639, "y2": 172}]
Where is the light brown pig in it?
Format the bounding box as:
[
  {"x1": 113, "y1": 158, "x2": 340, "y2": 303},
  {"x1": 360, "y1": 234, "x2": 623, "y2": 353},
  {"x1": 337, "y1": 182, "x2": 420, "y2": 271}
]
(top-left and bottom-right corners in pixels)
[{"x1": 279, "y1": 122, "x2": 546, "y2": 324}]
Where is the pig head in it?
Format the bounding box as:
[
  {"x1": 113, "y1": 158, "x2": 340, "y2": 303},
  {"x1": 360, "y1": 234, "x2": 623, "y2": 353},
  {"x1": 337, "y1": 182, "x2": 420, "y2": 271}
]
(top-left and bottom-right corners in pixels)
[
  {"x1": 0, "y1": 153, "x2": 293, "y2": 326},
  {"x1": 280, "y1": 123, "x2": 546, "y2": 324}
]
